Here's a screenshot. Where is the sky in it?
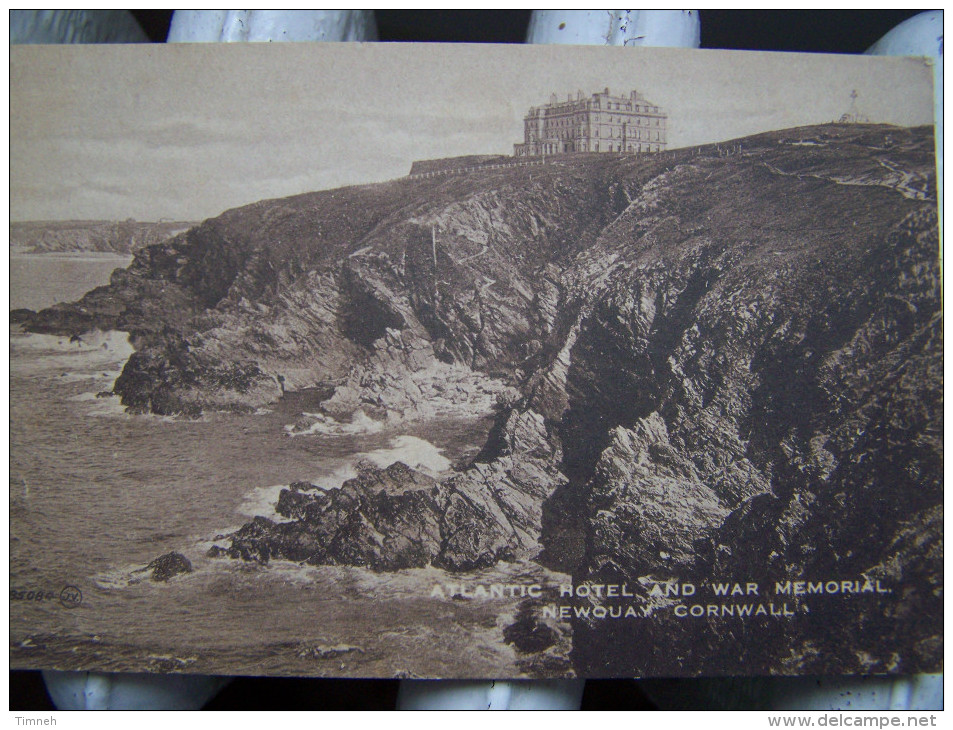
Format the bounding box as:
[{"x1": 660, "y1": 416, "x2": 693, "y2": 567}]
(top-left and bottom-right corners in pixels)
[{"x1": 10, "y1": 43, "x2": 934, "y2": 222}]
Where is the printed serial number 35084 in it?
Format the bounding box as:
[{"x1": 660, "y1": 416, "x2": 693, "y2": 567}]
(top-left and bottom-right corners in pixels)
[{"x1": 11, "y1": 586, "x2": 83, "y2": 608}]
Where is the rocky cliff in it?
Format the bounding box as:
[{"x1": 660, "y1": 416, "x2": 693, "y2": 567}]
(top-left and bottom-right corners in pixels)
[
  {"x1": 213, "y1": 409, "x2": 566, "y2": 571},
  {"x1": 19, "y1": 123, "x2": 941, "y2": 675}
]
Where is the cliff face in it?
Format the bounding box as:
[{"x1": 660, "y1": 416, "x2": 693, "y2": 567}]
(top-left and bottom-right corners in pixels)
[
  {"x1": 20, "y1": 123, "x2": 941, "y2": 675},
  {"x1": 26, "y1": 145, "x2": 635, "y2": 415},
  {"x1": 552, "y1": 145, "x2": 941, "y2": 674}
]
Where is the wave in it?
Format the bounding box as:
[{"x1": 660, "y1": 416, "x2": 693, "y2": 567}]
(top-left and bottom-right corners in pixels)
[
  {"x1": 297, "y1": 435, "x2": 453, "y2": 487},
  {"x1": 284, "y1": 409, "x2": 384, "y2": 437},
  {"x1": 68, "y1": 391, "x2": 129, "y2": 418},
  {"x1": 11, "y1": 330, "x2": 134, "y2": 380},
  {"x1": 235, "y1": 464, "x2": 356, "y2": 520},
  {"x1": 360, "y1": 435, "x2": 452, "y2": 476},
  {"x1": 90, "y1": 560, "x2": 185, "y2": 590},
  {"x1": 91, "y1": 564, "x2": 143, "y2": 590},
  {"x1": 67, "y1": 389, "x2": 184, "y2": 421},
  {"x1": 92, "y1": 555, "x2": 205, "y2": 590},
  {"x1": 236, "y1": 484, "x2": 296, "y2": 520},
  {"x1": 234, "y1": 435, "x2": 451, "y2": 524},
  {"x1": 12, "y1": 329, "x2": 133, "y2": 356}
]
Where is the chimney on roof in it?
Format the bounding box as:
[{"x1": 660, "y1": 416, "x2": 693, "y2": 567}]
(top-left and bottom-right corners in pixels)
[{"x1": 604, "y1": 87, "x2": 610, "y2": 96}]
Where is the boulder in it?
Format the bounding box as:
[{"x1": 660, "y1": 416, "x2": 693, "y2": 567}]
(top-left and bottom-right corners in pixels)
[{"x1": 143, "y1": 551, "x2": 192, "y2": 582}]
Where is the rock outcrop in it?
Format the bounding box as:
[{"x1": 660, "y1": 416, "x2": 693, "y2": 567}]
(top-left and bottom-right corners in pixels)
[
  {"x1": 136, "y1": 551, "x2": 193, "y2": 582},
  {"x1": 318, "y1": 326, "x2": 517, "y2": 423},
  {"x1": 211, "y1": 408, "x2": 567, "y2": 571}
]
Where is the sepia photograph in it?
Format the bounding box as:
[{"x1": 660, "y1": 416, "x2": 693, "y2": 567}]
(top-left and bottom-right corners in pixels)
[{"x1": 10, "y1": 41, "x2": 941, "y2": 681}]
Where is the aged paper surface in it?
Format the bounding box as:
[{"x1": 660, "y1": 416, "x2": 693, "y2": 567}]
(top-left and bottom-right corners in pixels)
[{"x1": 10, "y1": 43, "x2": 940, "y2": 678}]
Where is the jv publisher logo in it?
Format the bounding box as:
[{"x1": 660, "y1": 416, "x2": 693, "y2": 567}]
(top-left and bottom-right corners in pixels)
[{"x1": 59, "y1": 585, "x2": 83, "y2": 608}]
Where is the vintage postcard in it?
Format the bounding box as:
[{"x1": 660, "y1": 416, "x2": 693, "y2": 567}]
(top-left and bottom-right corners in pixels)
[{"x1": 10, "y1": 43, "x2": 940, "y2": 679}]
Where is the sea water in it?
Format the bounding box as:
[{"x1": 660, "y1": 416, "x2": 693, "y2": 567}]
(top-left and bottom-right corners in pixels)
[{"x1": 10, "y1": 252, "x2": 133, "y2": 311}]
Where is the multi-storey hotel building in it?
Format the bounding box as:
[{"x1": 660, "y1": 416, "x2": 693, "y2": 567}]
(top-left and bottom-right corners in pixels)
[{"x1": 514, "y1": 87, "x2": 667, "y2": 157}]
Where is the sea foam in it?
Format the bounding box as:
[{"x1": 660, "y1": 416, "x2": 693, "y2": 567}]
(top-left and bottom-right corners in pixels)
[
  {"x1": 11, "y1": 330, "x2": 134, "y2": 380},
  {"x1": 284, "y1": 409, "x2": 384, "y2": 437},
  {"x1": 237, "y1": 483, "x2": 296, "y2": 520},
  {"x1": 69, "y1": 391, "x2": 129, "y2": 418},
  {"x1": 235, "y1": 435, "x2": 452, "y2": 521},
  {"x1": 359, "y1": 435, "x2": 452, "y2": 476}
]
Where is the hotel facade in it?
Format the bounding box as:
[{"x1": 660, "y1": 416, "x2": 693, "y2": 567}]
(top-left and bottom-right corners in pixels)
[{"x1": 514, "y1": 87, "x2": 667, "y2": 157}]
